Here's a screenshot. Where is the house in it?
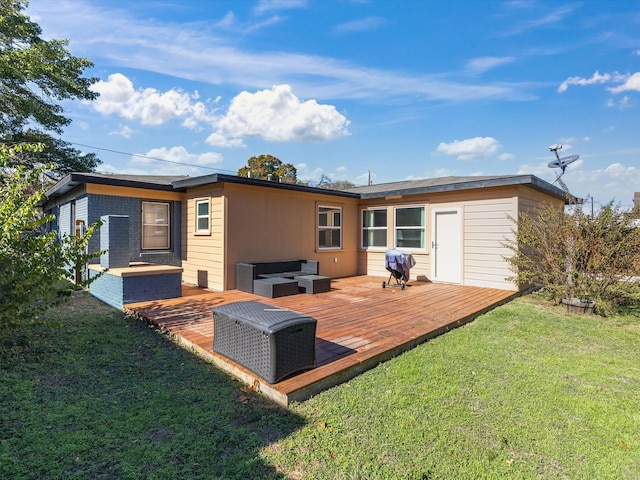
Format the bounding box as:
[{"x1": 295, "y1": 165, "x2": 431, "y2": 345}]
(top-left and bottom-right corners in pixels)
[{"x1": 42, "y1": 171, "x2": 571, "y2": 302}]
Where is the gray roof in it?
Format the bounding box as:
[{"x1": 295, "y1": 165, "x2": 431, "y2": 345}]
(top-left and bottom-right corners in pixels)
[
  {"x1": 346, "y1": 174, "x2": 573, "y2": 202},
  {"x1": 44, "y1": 172, "x2": 191, "y2": 200},
  {"x1": 43, "y1": 172, "x2": 575, "y2": 205},
  {"x1": 172, "y1": 173, "x2": 359, "y2": 198}
]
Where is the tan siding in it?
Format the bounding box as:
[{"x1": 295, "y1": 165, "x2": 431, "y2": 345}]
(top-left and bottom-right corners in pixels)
[
  {"x1": 86, "y1": 184, "x2": 183, "y2": 201},
  {"x1": 181, "y1": 185, "x2": 225, "y2": 291},
  {"x1": 178, "y1": 180, "x2": 562, "y2": 292},
  {"x1": 224, "y1": 184, "x2": 360, "y2": 289}
]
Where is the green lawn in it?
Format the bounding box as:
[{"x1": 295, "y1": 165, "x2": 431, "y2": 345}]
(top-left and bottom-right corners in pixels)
[{"x1": 1, "y1": 291, "x2": 638, "y2": 479}]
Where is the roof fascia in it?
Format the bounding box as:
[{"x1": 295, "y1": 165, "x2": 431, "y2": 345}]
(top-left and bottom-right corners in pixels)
[
  {"x1": 45, "y1": 173, "x2": 183, "y2": 200},
  {"x1": 357, "y1": 175, "x2": 578, "y2": 204},
  {"x1": 172, "y1": 173, "x2": 360, "y2": 199}
]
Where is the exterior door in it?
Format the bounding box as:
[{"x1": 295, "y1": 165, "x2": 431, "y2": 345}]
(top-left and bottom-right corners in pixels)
[{"x1": 431, "y1": 208, "x2": 462, "y2": 284}]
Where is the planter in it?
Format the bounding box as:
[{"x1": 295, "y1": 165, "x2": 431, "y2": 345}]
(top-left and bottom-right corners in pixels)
[{"x1": 562, "y1": 298, "x2": 596, "y2": 315}]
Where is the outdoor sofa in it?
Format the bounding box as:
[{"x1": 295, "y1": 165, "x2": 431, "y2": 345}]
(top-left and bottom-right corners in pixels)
[{"x1": 236, "y1": 260, "x2": 330, "y2": 297}]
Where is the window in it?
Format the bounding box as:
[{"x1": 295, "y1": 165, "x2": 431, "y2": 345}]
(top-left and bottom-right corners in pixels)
[
  {"x1": 142, "y1": 202, "x2": 170, "y2": 250},
  {"x1": 318, "y1": 206, "x2": 342, "y2": 249},
  {"x1": 362, "y1": 208, "x2": 387, "y2": 248},
  {"x1": 395, "y1": 206, "x2": 425, "y2": 249},
  {"x1": 195, "y1": 199, "x2": 210, "y2": 233}
]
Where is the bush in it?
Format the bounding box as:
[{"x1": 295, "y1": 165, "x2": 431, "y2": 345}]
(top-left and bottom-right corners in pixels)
[
  {"x1": 504, "y1": 199, "x2": 640, "y2": 315},
  {"x1": 0, "y1": 143, "x2": 102, "y2": 343}
]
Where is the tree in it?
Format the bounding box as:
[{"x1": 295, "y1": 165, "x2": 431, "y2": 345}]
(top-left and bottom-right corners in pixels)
[
  {"x1": 237, "y1": 154, "x2": 297, "y2": 184},
  {"x1": 0, "y1": 143, "x2": 102, "y2": 344},
  {"x1": 504, "y1": 200, "x2": 640, "y2": 315},
  {"x1": 315, "y1": 174, "x2": 355, "y2": 190},
  {"x1": 0, "y1": 0, "x2": 100, "y2": 173}
]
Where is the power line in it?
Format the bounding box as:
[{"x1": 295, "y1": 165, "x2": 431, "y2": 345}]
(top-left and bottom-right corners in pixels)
[{"x1": 70, "y1": 142, "x2": 237, "y2": 174}]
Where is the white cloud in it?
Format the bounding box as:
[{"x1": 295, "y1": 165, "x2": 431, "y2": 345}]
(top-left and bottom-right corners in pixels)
[
  {"x1": 466, "y1": 56, "x2": 515, "y2": 74},
  {"x1": 90, "y1": 73, "x2": 217, "y2": 128},
  {"x1": 501, "y1": 3, "x2": 582, "y2": 36},
  {"x1": 102, "y1": 146, "x2": 224, "y2": 176},
  {"x1": 567, "y1": 162, "x2": 640, "y2": 204},
  {"x1": 140, "y1": 146, "x2": 223, "y2": 167},
  {"x1": 435, "y1": 137, "x2": 502, "y2": 161},
  {"x1": 557, "y1": 71, "x2": 611, "y2": 93},
  {"x1": 558, "y1": 70, "x2": 640, "y2": 95},
  {"x1": 498, "y1": 152, "x2": 515, "y2": 161},
  {"x1": 205, "y1": 132, "x2": 246, "y2": 148},
  {"x1": 517, "y1": 162, "x2": 549, "y2": 177},
  {"x1": 27, "y1": 2, "x2": 534, "y2": 104},
  {"x1": 608, "y1": 72, "x2": 640, "y2": 94},
  {"x1": 607, "y1": 95, "x2": 633, "y2": 109},
  {"x1": 108, "y1": 125, "x2": 134, "y2": 138},
  {"x1": 253, "y1": 0, "x2": 307, "y2": 15},
  {"x1": 604, "y1": 162, "x2": 635, "y2": 179},
  {"x1": 208, "y1": 85, "x2": 350, "y2": 146},
  {"x1": 295, "y1": 162, "x2": 324, "y2": 183},
  {"x1": 427, "y1": 168, "x2": 459, "y2": 178},
  {"x1": 332, "y1": 17, "x2": 387, "y2": 36},
  {"x1": 97, "y1": 146, "x2": 223, "y2": 176}
]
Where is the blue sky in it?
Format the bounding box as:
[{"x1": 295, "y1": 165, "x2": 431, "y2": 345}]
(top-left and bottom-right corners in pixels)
[{"x1": 27, "y1": 0, "x2": 640, "y2": 208}]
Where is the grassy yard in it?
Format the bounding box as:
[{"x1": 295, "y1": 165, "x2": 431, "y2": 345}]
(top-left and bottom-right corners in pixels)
[{"x1": 1, "y1": 291, "x2": 638, "y2": 479}]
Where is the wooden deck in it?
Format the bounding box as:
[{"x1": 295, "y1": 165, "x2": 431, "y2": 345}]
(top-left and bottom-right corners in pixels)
[{"x1": 125, "y1": 276, "x2": 516, "y2": 406}]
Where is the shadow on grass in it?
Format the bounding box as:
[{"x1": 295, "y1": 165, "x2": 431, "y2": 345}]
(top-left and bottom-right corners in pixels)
[{"x1": 0, "y1": 292, "x2": 304, "y2": 479}]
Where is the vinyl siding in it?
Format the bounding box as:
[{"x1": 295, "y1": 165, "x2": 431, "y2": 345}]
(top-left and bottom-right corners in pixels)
[
  {"x1": 181, "y1": 185, "x2": 225, "y2": 291},
  {"x1": 181, "y1": 182, "x2": 360, "y2": 291},
  {"x1": 463, "y1": 198, "x2": 517, "y2": 290}
]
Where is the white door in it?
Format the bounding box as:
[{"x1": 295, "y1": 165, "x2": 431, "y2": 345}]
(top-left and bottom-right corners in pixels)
[{"x1": 432, "y1": 208, "x2": 462, "y2": 283}]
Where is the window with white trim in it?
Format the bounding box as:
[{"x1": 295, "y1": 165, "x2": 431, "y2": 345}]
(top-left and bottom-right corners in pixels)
[
  {"x1": 395, "y1": 206, "x2": 425, "y2": 249},
  {"x1": 142, "y1": 201, "x2": 170, "y2": 250},
  {"x1": 318, "y1": 205, "x2": 342, "y2": 249},
  {"x1": 362, "y1": 208, "x2": 387, "y2": 248},
  {"x1": 195, "y1": 199, "x2": 210, "y2": 233}
]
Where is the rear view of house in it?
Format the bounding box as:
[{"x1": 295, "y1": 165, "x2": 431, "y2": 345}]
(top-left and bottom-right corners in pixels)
[{"x1": 43, "y1": 171, "x2": 570, "y2": 303}]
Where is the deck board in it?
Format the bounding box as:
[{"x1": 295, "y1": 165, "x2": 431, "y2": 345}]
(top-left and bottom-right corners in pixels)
[{"x1": 126, "y1": 276, "x2": 516, "y2": 405}]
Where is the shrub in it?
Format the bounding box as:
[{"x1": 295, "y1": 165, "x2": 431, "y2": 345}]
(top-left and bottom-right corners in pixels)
[
  {"x1": 0, "y1": 143, "x2": 102, "y2": 343},
  {"x1": 504, "y1": 199, "x2": 640, "y2": 315}
]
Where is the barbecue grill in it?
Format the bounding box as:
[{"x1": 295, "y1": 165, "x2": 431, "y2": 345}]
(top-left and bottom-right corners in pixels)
[{"x1": 382, "y1": 248, "x2": 416, "y2": 290}]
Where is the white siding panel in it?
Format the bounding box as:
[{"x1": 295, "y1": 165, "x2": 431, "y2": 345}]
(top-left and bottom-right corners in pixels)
[
  {"x1": 358, "y1": 250, "x2": 430, "y2": 281},
  {"x1": 463, "y1": 197, "x2": 517, "y2": 290}
]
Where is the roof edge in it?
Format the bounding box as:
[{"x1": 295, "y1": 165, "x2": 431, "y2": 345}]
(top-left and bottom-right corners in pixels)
[
  {"x1": 172, "y1": 173, "x2": 361, "y2": 198},
  {"x1": 356, "y1": 174, "x2": 579, "y2": 204}
]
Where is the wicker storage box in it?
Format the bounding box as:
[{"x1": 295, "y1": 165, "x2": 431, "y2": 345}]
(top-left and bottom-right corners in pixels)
[{"x1": 213, "y1": 301, "x2": 316, "y2": 383}]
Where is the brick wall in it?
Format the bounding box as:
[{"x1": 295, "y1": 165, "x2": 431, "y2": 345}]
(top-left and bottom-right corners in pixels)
[
  {"x1": 87, "y1": 194, "x2": 182, "y2": 266},
  {"x1": 100, "y1": 215, "x2": 130, "y2": 268},
  {"x1": 88, "y1": 270, "x2": 124, "y2": 309},
  {"x1": 89, "y1": 270, "x2": 182, "y2": 310}
]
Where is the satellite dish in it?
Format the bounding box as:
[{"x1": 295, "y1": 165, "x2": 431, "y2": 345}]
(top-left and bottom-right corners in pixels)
[
  {"x1": 546, "y1": 144, "x2": 581, "y2": 194},
  {"x1": 547, "y1": 154, "x2": 579, "y2": 170}
]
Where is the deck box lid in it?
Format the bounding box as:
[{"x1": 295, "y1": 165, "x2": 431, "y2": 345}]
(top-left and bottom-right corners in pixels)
[{"x1": 213, "y1": 301, "x2": 315, "y2": 334}]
